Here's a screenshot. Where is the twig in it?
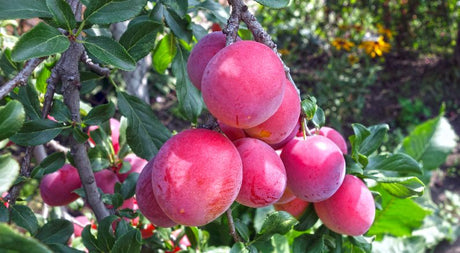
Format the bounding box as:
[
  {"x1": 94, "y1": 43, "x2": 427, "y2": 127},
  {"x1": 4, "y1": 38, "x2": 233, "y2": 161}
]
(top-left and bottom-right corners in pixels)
[
  {"x1": 6, "y1": 147, "x2": 33, "y2": 206},
  {"x1": 47, "y1": 140, "x2": 71, "y2": 153},
  {"x1": 81, "y1": 51, "x2": 111, "y2": 77},
  {"x1": 0, "y1": 58, "x2": 44, "y2": 100},
  {"x1": 226, "y1": 208, "x2": 242, "y2": 243},
  {"x1": 223, "y1": 0, "x2": 241, "y2": 46}
]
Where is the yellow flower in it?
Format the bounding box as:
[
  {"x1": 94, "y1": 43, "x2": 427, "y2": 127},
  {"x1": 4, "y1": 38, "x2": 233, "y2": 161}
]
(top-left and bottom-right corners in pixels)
[
  {"x1": 359, "y1": 36, "x2": 391, "y2": 58},
  {"x1": 348, "y1": 54, "x2": 359, "y2": 65},
  {"x1": 377, "y1": 24, "x2": 393, "y2": 40},
  {"x1": 331, "y1": 38, "x2": 355, "y2": 51}
]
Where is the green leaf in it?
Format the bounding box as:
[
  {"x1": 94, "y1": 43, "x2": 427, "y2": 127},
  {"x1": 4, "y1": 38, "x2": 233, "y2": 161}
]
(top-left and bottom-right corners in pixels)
[
  {"x1": 47, "y1": 243, "x2": 85, "y2": 253},
  {"x1": 366, "y1": 153, "x2": 423, "y2": 175},
  {"x1": 11, "y1": 22, "x2": 70, "y2": 62},
  {"x1": 97, "y1": 215, "x2": 119, "y2": 252},
  {"x1": 376, "y1": 176, "x2": 425, "y2": 198},
  {"x1": 36, "y1": 63, "x2": 52, "y2": 94},
  {"x1": 349, "y1": 123, "x2": 371, "y2": 163},
  {"x1": 120, "y1": 173, "x2": 139, "y2": 200},
  {"x1": 0, "y1": 48, "x2": 18, "y2": 77},
  {"x1": 253, "y1": 0, "x2": 290, "y2": 9},
  {"x1": 88, "y1": 147, "x2": 111, "y2": 172},
  {"x1": 117, "y1": 91, "x2": 171, "y2": 160},
  {"x1": 35, "y1": 219, "x2": 73, "y2": 244},
  {"x1": 112, "y1": 229, "x2": 142, "y2": 253},
  {"x1": 293, "y1": 234, "x2": 325, "y2": 253},
  {"x1": 31, "y1": 152, "x2": 66, "y2": 179},
  {"x1": 83, "y1": 102, "x2": 116, "y2": 125},
  {"x1": 152, "y1": 33, "x2": 177, "y2": 74},
  {"x1": 0, "y1": 154, "x2": 20, "y2": 194},
  {"x1": 171, "y1": 46, "x2": 203, "y2": 123},
  {"x1": 359, "y1": 124, "x2": 389, "y2": 156},
  {"x1": 164, "y1": 7, "x2": 192, "y2": 43},
  {"x1": 254, "y1": 211, "x2": 298, "y2": 242},
  {"x1": 45, "y1": 0, "x2": 76, "y2": 30},
  {"x1": 15, "y1": 84, "x2": 41, "y2": 120},
  {"x1": 73, "y1": 127, "x2": 89, "y2": 143},
  {"x1": 0, "y1": 100, "x2": 25, "y2": 141},
  {"x1": 367, "y1": 185, "x2": 431, "y2": 237},
  {"x1": 0, "y1": 0, "x2": 52, "y2": 19},
  {"x1": 398, "y1": 116, "x2": 458, "y2": 171},
  {"x1": 83, "y1": 36, "x2": 136, "y2": 71},
  {"x1": 0, "y1": 201, "x2": 9, "y2": 222},
  {"x1": 294, "y1": 204, "x2": 319, "y2": 231},
  {"x1": 50, "y1": 99, "x2": 72, "y2": 122},
  {"x1": 119, "y1": 19, "x2": 161, "y2": 61},
  {"x1": 81, "y1": 225, "x2": 103, "y2": 253},
  {"x1": 191, "y1": 23, "x2": 208, "y2": 41},
  {"x1": 10, "y1": 204, "x2": 39, "y2": 235},
  {"x1": 312, "y1": 107, "x2": 325, "y2": 129},
  {"x1": 185, "y1": 226, "x2": 200, "y2": 249},
  {"x1": 161, "y1": 0, "x2": 188, "y2": 17},
  {"x1": 0, "y1": 223, "x2": 52, "y2": 253},
  {"x1": 234, "y1": 219, "x2": 250, "y2": 242},
  {"x1": 301, "y1": 96, "x2": 317, "y2": 120},
  {"x1": 84, "y1": 0, "x2": 147, "y2": 25},
  {"x1": 230, "y1": 242, "x2": 248, "y2": 253},
  {"x1": 10, "y1": 119, "x2": 67, "y2": 146}
]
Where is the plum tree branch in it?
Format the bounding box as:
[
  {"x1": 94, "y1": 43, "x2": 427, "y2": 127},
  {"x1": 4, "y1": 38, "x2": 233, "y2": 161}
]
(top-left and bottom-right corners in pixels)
[
  {"x1": 81, "y1": 51, "x2": 111, "y2": 77},
  {"x1": 0, "y1": 58, "x2": 44, "y2": 100},
  {"x1": 226, "y1": 208, "x2": 242, "y2": 243}
]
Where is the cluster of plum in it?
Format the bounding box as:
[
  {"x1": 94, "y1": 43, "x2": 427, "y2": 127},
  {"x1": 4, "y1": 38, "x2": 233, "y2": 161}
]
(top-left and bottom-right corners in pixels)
[{"x1": 135, "y1": 32, "x2": 376, "y2": 236}]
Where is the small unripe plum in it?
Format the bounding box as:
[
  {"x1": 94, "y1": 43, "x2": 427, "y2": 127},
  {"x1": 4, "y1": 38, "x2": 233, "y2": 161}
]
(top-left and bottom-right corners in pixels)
[
  {"x1": 245, "y1": 79, "x2": 300, "y2": 144},
  {"x1": 117, "y1": 153, "x2": 148, "y2": 182},
  {"x1": 318, "y1": 126, "x2": 348, "y2": 154},
  {"x1": 218, "y1": 120, "x2": 246, "y2": 141},
  {"x1": 94, "y1": 169, "x2": 120, "y2": 194},
  {"x1": 136, "y1": 159, "x2": 176, "y2": 227},
  {"x1": 88, "y1": 118, "x2": 121, "y2": 154},
  {"x1": 39, "y1": 164, "x2": 82, "y2": 206},
  {"x1": 280, "y1": 135, "x2": 346, "y2": 202},
  {"x1": 152, "y1": 129, "x2": 243, "y2": 226},
  {"x1": 187, "y1": 31, "x2": 227, "y2": 90},
  {"x1": 233, "y1": 138, "x2": 286, "y2": 208},
  {"x1": 202, "y1": 40, "x2": 285, "y2": 128},
  {"x1": 314, "y1": 175, "x2": 375, "y2": 236},
  {"x1": 274, "y1": 197, "x2": 310, "y2": 219}
]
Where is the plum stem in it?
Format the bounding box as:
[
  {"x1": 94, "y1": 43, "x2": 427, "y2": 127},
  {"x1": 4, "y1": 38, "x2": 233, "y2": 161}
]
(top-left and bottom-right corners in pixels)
[{"x1": 226, "y1": 208, "x2": 242, "y2": 243}]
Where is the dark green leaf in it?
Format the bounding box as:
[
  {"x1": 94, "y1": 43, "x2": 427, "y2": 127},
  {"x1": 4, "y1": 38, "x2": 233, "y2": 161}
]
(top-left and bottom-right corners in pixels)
[
  {"x1": 0, "y1": 202, "x2": 9, "y2": 222},
  {"x1": 149, "y1": 2, "x2": 165, "y2": 22},
  {"x1": 10, "y1": 119, "x2": 67, "y2": 146},
  {"x1": 0, "y1": 154, "x2": 20, "y2": 193},
  {"x1": 118, "y1": 160, "x2": 131, "y2": 174},
  {"x1": 0, "y1": 0, "x2": 52, "y2": 19},
  {"x1": 81, "y1": 225, "x2": 103, "y2": 253},
  {"x1": 376, "y1": 176, "x2": 425, "y2": 198},
  {"x1": 345, "y1": 155, "x2": 364, "y2": 175},
  {"x1": 255, "y1": 211, "x2": 298, "y2": 242},
  {"x1": 84, "y1": 0, "x2": 147, "y2": 24},
  {"x1": 112, "y1": 229, "x2": 141, "y2": 253},
  {"x1": 10, "y1": 204, "x2": 39, "y2": 235},
  {"x1": 234, "y1": 219, "x2": 250, "y2": 243},
  {"x1": 171, "y1": 46, "x2": 203, "y2": 123},
  {"x1": 83, "y1": 102, "x2": 116, "y2": 125},
  {"x1": 164, "y1": 7, "x2": 192, "y2": 43},
  {"x1": 398, "y1": 116, "x2": 458, "y2": 171},
  {"x1": 47, "y1": 243, "x2": 85, "y2": 253},
  {"x1": 366, "y1": 153, "x2": 423, "y2": 175},
  {"x1": 117, "y1": 91, "x2": 171, "y2": 160},
  {"x1": 73, "y1": 127, "x2": 89, "y2": 143},
  {"x1": 11, "y1": 22, "x2": 70, "y2": 62},
  {"x1": 83, "y1": 36, "x2": 136, "y2": 71},
  {"x1": 46, "y1": 0, "x2": 76, "y2": 30},
  {"x1": 32, "y1": 152, "x2": 66, "y2": 179},
  {"x1": 348, "y1": 235, "x2": 373, "y2": 252},
  {"x1": 0, "y1": 100, "x2": 25, "y2": 141},
  {"x1": 349, "y1": 123, "x2": 371, "y2": 163},
  {"x1": 97, "y1": 215, "x2": 118, "y2": 252},
  {"x1": 185, "y1": 226, "x2": 200, "y2": 249},
  {"x1": 161, "y1": 0, "x2": 188, "y2": 17},
  {"x1": 15, "y1": 84, "x2": 41, "y2": 120},
  {"x1": 359, "y1": 124, "x2": 389, "y2": 156},
  {"x1": 192, "y1": 0, "x2": 229, "y2": 23},
  {"x1": 0, "y1": 223, "x2": 52, "y2": 253},
  {"x1": 114, "y1": 219, "x2": 131, "y2": 238},
  {"x1": 119, "y1": 20, "x2": 161, "y2": 61},
  {"x1": 367, "y1": 185, "x2": 431, "y2": 237},
  {"x1": 120, "y1": 173, "x2": 139, "y2": 200},
  {"x1": 50, "y1": 99, "x2": 72, "y2": 122},
  {"x1": 191, "y1": 24, "x2": 208, "y2": 41},
  {"x1": 152, "y1": 33, "x2": 177, "y2": 74},
  {"x1": 253, "y1": 0, "x2": 290, "y2": 9},
  {"x1": 293, "y1": 234, "x2": 325, "y2": 253},
  {"x1": 0, "y1": 48, "x2": 18, "y2": 78},
  {"x1": 35, "y1": 219, "x2": 73, "y2": 244},
  {"x1": 36, "y1": 63, "x2": 52, "y2": 94},
  {"x1": 294, "y1": 204, "x2": 319, "y2": 231},
  {"x1": 301, "y1": 96, "x2": 317, "y2": 120}
]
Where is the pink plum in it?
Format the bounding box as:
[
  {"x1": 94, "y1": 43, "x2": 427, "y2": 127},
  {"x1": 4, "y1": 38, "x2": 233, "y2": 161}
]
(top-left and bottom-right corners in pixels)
[{"x1": 39, "y1": 164, "x2": 82, "y2": 206}]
